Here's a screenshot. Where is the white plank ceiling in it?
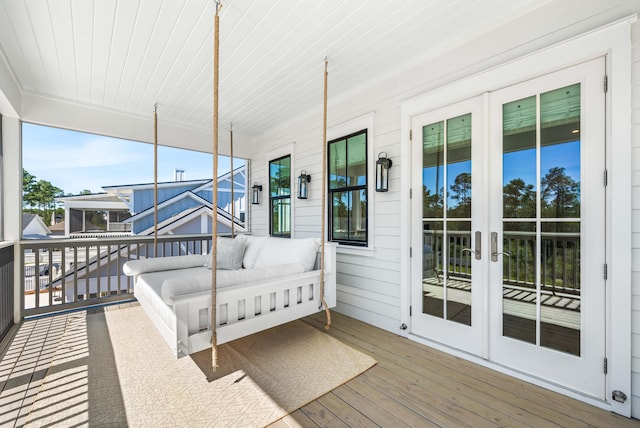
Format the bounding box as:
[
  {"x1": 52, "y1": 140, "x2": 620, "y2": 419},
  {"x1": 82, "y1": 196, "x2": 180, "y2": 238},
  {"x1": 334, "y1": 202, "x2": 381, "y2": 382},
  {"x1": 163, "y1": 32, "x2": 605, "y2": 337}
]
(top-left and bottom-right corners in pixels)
[{"x1": 0, "y1": 0, "x2": 635, "y2": 149}]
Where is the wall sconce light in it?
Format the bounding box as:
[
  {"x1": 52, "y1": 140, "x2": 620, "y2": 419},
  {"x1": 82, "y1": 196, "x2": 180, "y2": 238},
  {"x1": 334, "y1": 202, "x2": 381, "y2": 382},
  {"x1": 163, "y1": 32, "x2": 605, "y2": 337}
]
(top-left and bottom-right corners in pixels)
[
  {"x1": 251, "y1": 182, "x2": 262, "y2": 205},
  {"x1": 297, "y1": 170, "x2": 311, "y2": 199},
  {"x1": 375, "y1": 152, "x2": 393, "y2": 192}
]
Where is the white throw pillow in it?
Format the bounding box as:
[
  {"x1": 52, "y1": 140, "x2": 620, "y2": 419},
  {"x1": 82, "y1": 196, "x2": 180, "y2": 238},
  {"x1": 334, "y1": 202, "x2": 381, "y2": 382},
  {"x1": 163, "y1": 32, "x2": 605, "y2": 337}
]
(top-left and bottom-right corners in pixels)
[
  {"x1": 254, "y1": 237, "x2": 320, "y2": 272},
  {"x1": 235, "y1": 235, "x2": 268, "y2": 269},
  {"x1": 205, "y1": 237, "x2": 247, "y2": 270}
]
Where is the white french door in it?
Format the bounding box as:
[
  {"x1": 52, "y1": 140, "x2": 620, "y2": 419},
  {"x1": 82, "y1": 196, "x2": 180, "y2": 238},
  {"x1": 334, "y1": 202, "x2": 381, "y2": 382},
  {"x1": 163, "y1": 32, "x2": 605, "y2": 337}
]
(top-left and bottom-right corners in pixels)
[
  {"x1": 411, "y1": 58, "x2": 606, "y2": 398},
  {"x1": 410, "y1": 96, "x2": 487, "y2": 357}
]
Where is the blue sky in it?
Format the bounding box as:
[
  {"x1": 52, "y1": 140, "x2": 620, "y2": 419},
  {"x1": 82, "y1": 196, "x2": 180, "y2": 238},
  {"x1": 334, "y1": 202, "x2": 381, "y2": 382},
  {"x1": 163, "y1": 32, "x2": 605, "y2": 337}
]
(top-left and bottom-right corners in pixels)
[
  {"x1": 22, "y1": 123, "x2": 239, "y2": 196},
  {"x1": 422, "y1": 140, "x2": 580, "y2": 200},
  {"x1": 503, "y1": 140, "x2": 580, "y2": 187}
]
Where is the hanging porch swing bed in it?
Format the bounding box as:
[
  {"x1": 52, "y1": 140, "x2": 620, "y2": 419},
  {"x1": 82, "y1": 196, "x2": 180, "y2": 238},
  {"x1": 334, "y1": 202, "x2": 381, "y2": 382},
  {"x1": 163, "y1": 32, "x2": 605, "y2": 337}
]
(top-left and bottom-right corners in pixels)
[{"x1": 123, "y1": 236, "x2": 336, "y2": 358}]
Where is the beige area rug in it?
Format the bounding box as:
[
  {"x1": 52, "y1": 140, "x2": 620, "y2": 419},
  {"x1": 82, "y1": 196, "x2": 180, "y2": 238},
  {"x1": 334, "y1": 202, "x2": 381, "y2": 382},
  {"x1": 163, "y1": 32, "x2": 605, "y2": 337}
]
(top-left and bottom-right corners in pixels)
[{"x1": 25, "y1": 306, "x2": 376, "y2": 427}]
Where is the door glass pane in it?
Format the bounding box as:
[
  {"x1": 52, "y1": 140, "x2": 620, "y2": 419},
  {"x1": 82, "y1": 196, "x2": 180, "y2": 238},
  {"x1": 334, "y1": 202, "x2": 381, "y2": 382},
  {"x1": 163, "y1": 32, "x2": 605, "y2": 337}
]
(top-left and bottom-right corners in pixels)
[
  {"x1": 423, "y1": 121, "x2": 444, "y2": 218},
  {"x1": 423, "y1": 221, "x2": 443, "y2": 318},
  {"x1": 541, "y1": 84, "x2": 581, "y2": 218},
  {"x1": 447, "y1": 114, "x2": 472, "y2": 218},
  {"x1": 540, "y1": 222, "x2": 581, "y2": 355},
  {"x1": 502, "y1": 85, "x2": 582, "y2": 356},
  {"x1": 422, "y1": 116, "x2": 472, "y2": 326},
  {"x1": 503, "y1": 96, "x2": 536, "y2": 218},
  {"x1": 446, "y1": 221, "x2": 472, "y2": 325},
  {"x1": 502, "y1": 221, "x2": 536, "y2": 345}
]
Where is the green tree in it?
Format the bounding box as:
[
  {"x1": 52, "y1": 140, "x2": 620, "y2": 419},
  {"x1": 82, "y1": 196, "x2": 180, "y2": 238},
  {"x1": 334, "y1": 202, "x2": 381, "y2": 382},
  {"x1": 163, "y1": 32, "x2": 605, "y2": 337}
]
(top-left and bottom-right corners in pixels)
[
  {"x1": 30, "y1": 180, "x2": 63, "y2": 225},
  {"x1": 449, "y1": 172, "x2": 471, "y2": 217},
  {"x1": 423, "y1": 185, "x2": 443, "y2": 218},
  {"x1": 503, "y1": 178, "x2": 535, "y2": 218},
  {"x1": 22, "y1": 169, "x2": 37, "y2": 208},
  {"x1": 541, "y1": 166, "x2": 580, "y2": 218}
]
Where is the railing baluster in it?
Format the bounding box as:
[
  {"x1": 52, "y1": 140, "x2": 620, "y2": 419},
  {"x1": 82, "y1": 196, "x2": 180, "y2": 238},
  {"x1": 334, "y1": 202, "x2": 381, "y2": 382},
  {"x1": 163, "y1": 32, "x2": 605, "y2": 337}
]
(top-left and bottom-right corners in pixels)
[
  {"x1": 61, "y1": 247, "x2": 66, "y2": 305},
  {"x1": 34, "y1": 248, "x2": 40, "y2": 310},
  {"x1": 552, "y1": 239, "x2": 557, "y2": 295},
  {"x1": 47, "y1": 249, "x2": 53, "y2": 307},
  {"x1": 73, "y1": 246, "x2": 79, "y2": 303},
  {"x1": 562, "y1": 239, "x2": 568, "y2": 291},
  {"x1": 85, "y1": 245, "x2": 90, "y2": 300},
  {"x1": 95, "y1": 244, "x2": 102, "y2": 298}
]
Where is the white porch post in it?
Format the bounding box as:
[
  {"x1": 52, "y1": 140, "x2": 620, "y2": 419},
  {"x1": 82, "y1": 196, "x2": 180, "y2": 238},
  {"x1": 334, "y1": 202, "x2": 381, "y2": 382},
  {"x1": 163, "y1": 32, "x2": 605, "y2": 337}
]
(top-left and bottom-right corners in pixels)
[{"x1": 2, "y1": 116, "x2": 22, "y2": 322}]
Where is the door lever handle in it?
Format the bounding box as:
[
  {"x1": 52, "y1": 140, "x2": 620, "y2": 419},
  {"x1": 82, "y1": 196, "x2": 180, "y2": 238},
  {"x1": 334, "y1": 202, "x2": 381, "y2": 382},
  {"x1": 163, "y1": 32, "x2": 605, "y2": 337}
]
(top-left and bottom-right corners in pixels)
[
  {"x1": 462, "y1": 231, "x2": 481, "y2": 260},
  {"x1": 492, "y1": 250, "x2": 511, "y2": 258},
  {"x1": 490, "y1": 232, "x2": 510, "y2": 262}
]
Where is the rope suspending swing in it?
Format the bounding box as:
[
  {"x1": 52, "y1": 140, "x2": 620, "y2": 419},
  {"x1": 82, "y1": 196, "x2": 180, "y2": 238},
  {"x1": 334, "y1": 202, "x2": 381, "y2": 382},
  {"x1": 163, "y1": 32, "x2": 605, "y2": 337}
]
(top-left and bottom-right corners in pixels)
[
  {"x1": 320, "y1": 57, "x2": 331, "y2": 330},
  {"x1": 229, "y1": 122, "x2": 235, "y2": 238},
  {"x1": 211, "y1": 0, "x2": 222, "y2": 370},
  {"x1": 153, "y1": 103, "x2": 159, "y2": 253}
]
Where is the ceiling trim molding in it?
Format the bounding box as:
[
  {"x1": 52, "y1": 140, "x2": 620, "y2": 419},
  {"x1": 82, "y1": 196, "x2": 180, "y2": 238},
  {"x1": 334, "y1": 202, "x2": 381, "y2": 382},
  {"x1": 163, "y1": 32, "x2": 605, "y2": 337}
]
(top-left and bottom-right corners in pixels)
[
  {"x1": 18, "y1": 92, "x2": 256, "y2": 158},
  {"x1": 0, "y1": 51, "x2": 20, "y2": 117}
]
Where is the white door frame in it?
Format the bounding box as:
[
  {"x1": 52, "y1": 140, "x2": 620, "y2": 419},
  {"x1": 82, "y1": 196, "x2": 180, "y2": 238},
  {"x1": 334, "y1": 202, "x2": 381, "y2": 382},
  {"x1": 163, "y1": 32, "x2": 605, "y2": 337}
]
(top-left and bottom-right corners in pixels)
[{"x1": 399, "y1": 19, "x2": 632, "y2": 416}]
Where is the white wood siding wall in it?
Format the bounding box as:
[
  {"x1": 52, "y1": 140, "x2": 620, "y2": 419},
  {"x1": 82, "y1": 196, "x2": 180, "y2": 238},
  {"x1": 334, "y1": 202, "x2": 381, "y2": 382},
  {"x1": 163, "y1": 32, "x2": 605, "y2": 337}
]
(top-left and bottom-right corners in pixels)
[
  {"x1": 250, "y1": 16, "x2": 640, "y2": 416},
  {"x1": 250, "y1": 89, "x2": 406, "y2": 333},
  {"x1": 630, "y1": 19, "x2": 640, "y2": 418}
]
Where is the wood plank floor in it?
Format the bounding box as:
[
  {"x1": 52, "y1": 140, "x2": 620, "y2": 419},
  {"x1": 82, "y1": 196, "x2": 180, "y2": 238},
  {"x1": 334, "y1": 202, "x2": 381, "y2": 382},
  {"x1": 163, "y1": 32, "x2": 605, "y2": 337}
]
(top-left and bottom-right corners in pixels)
[
  {"x1": 269, "y1": 311, "x2": 640, "y2": 428},
  {"x1": 1, "y1": 304, "x2": 639, "y2": 427}
]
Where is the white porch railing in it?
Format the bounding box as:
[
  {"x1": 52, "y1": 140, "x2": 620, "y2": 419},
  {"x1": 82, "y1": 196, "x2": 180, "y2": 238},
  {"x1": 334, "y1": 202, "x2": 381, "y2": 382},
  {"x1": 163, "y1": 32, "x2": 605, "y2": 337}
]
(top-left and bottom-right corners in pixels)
[
  {"x1": 21, "y1": 234, "x2": 214, "y2": 317},
  {"x1": 424, "y1": 230, "x2": 580, "y2": 296}
]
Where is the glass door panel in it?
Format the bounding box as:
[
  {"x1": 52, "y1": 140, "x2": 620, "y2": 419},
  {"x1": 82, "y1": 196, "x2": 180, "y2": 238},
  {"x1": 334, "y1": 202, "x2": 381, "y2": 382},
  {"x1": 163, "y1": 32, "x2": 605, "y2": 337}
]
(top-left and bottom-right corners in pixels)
[
  {"x1": 501, "y1": 84, "x2": 582, "y2": 356},
  {"x1": 422, "y1": 114, "x2": 473, "y2": 326}
]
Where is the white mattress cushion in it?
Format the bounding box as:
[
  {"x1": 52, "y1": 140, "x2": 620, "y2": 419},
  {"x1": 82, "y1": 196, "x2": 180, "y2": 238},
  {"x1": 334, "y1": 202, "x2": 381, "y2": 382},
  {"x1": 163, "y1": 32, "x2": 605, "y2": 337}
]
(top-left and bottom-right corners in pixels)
[
  {"x1": 123, "y1": 254, "x2": 207, "y2": 276},
  {"x1": 254, "y1": 237, "x2": 320, "y2": 272},
  {"x1": 235, "y1": 235, "x2": 268, "y2": 268},
  {"x1": 160, "y1": 262, "x2": 305, "y2": 304},
  {"x1": 205, "y1": 236, "x2": 247, "y2": 270}
]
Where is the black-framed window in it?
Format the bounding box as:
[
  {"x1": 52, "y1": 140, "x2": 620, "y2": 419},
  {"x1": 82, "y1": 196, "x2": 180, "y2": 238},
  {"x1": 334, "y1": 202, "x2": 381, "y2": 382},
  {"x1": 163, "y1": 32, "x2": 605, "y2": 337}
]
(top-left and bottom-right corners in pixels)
[
  {"x1": 269, "y1": 155, "x2": 291, "y2": 237},
  {"x1": 328, "y1": 129, "x2": 367, "y2": 245}
]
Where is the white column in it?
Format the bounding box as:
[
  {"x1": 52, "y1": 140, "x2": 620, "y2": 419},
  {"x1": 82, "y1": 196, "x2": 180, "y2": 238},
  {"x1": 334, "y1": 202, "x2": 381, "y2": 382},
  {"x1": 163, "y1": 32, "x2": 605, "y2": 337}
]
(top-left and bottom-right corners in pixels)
[{"x1": 2, "y1": 116, "x2": 22, "y2": 322}]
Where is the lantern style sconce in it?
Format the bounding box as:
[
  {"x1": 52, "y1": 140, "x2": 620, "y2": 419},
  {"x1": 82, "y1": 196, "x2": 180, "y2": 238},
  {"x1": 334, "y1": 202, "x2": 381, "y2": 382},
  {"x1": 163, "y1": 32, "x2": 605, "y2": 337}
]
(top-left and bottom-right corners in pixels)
[
  {"x1": 251, "y1": 182, "x2": 263, "y2": 205},
  {"x1": 375, "y1": 152, "x2": 393, "y2": 192},
  {"x1": 297, "y1": 170, "x2": 311, "y2": 199}
]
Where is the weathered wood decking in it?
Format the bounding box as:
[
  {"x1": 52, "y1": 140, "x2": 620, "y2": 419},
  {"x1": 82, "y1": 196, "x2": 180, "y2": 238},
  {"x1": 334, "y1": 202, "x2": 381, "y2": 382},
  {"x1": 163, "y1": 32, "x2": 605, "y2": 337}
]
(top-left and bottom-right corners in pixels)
[
  {"x1": 0, "y1": 304, "x2": 637, "y2": 427},
  {"x1": 272, "y1": 311, "x2": 638, "y2": 428}
]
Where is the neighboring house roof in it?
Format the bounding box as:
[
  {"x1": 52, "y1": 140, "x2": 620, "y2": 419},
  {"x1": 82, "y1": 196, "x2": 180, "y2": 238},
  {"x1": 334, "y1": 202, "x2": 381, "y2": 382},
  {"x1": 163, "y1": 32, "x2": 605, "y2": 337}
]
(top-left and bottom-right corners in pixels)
[
  {"x1": 136, "y1": 205, "x2": 247, "y2": 236},
  {"x1": 101, "y1": 178, "x2": 212, "y2": 191},
  {"x1": 123, "y1": 190, "x2": 212, "y2": 224},
  {"x1": 22, "y1": 213, "x2": 51, "y2": 239},
  {"x1": 54, "y1": 165, "x2": 246, "y2": 236},
  {"x1": 48, "y1": 220, "x2": 65, "y2": 235}
]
